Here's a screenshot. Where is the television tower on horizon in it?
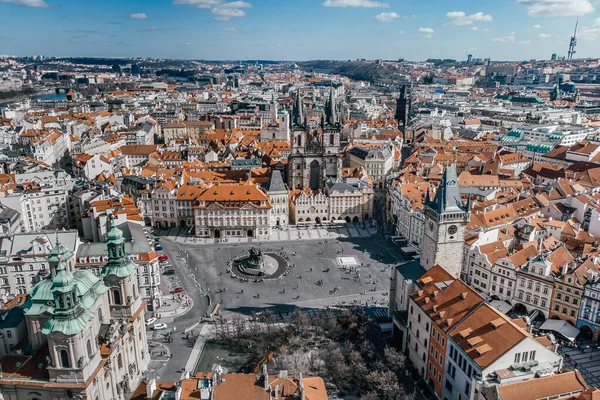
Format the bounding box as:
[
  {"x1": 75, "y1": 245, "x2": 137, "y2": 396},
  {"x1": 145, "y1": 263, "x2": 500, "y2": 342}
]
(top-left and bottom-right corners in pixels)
[{"x1": 567, "y1": 17, "x2": 579, "y2": 61}]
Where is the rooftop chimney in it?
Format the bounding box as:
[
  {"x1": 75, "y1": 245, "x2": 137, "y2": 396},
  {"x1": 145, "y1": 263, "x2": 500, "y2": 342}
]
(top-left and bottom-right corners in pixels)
[
  {"x1": 262, "y1": 365, "x2": 269, "y2": 390},
  {"x1": 299, "y1": 373, "x2": 305, "y2": 400},
  {"x1": 146, "y1": 379, "x2": 157, "y2": 399},
  {"x1": 278, "y1": 370, "x2": 288, "y2": 379}
]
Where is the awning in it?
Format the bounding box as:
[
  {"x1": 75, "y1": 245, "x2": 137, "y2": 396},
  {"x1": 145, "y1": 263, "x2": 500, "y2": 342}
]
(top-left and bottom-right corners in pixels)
[
  {"x1": 539, "y1": 319, "x2": 580, "y2": 342},
  {"x1": 401, "y1": 246, "x2": 418, "y2": 254},
  {"x1": 490, "y1": 300, "x2": 512, "y2": 314}
]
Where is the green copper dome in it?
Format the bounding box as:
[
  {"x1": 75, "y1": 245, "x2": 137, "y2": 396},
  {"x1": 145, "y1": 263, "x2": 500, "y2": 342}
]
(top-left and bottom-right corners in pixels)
[
  {"x1": 48, "y1": 236, "x2": 74, "y2": 264},
  {"x1": 24, "y1": 238, "x2": 109, "y2": 336},
  {"x1": 102, "y1": 219, "x2": 136, "y2": 279},
  {"x1": 106, "y1": 219, "x2": 124, "y2": 243}
]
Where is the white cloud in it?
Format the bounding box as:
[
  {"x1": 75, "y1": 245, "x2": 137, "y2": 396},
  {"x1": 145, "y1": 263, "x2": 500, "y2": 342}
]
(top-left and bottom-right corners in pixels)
[
  {"x1": 0, "y1": 0, "x2": 49, "y2": 7},
  {"x1": 172, "y1": 0, "x2": 221, "y2": 7},
  {"x1": 216, "y1": 0, "x2": 250, "y2": 8},
  {"x1": 212, "y1": 7, "x2": 245, "y2": 20},
  {"x1": 446, "y1": 11, "x2": 465, "y2": 18},
  {"x1": 399, "y1": 30, "x2": 406, "y2": 34},
  {"x1": 323, "y1": 0, "x2": 388, "y2": 7},
  {"x1": 538, "y1": 33, "x2": 551, "y2": 38},
  {"x1": 375, "y1": 11, "x2": 399, "y2": 22},
  {"x1": 490, "y1": 35, "x2": 516, "y2": 42},
  {"x1": 483, "y1": 28, "x2": 490, "y2": 31},
  {"x1": 532, "y1": 24, "x2": 541, "y2": 28},
  {"x1": 130, "y1": 13, "x2": 147, "y2": 19},
  {"x1": 518, "y1": 40, "x2": 532, "y2": 44},
  {"x1": 211, "y1": 1, "x2": 251, "y2": 21},
  {"x1": 419, "y1": 27, "x2": 434, "y2": 33},
  {"x1": 222, "y1": 27, "x2": 238, "y2": 32},
  {"x1": 516, "y1": 0, "x2": 594, "y2": 17},
  {"x1": 424, "y1": 34, "x2": 433, "y2": 39},
  {"x1": 471, "y1": 26, "x2": 478, "y2": 31},
  {"x1": 579, "y1": 17, "x2": 600, "y2": 40},
  {"x1": 446, "y1": 11, "x2": 492, "y2": 26}
]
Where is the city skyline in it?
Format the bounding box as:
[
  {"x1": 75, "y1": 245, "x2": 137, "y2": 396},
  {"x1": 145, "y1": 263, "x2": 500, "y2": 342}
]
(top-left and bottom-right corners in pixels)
[{"x1": 0, "y1": 0, "x2": 599, "y2": 61}]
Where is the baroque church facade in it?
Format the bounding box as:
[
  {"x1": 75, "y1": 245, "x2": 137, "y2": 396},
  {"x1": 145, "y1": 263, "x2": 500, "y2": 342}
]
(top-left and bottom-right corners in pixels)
[
  {"x1": 288, "y1": 87, "x2": 343, "y2": 190},
  {"x1": 0, "y1": 219, "x2": 149, "y2": 400}
]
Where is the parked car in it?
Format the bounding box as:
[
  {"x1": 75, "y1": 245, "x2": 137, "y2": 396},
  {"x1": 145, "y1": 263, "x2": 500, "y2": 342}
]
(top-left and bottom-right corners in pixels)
[
  {"x1": 171, "y1": 287, "x2": 184, "y2": 294},
  {"x1": 201, "y1": 316, "x2": 214, "y2": 323},
  {"x1": 155, "y1": 245, "x2": 163, "y2": 251},
  {"x1": 146, "y1": 317, "x2": 157, "y2": 326},
  {"x1": 158, "y1": 254, "x2": 169, "y2": 261},
  {"x1": 154, "y1": 238, "x2": 160, "y2": 242},
  {"x1": 153, "y1": 323, "x2": 168, "y2": 330},
  {"x1": 162, "y1": 269, "x2": 175, "y2": 276}
]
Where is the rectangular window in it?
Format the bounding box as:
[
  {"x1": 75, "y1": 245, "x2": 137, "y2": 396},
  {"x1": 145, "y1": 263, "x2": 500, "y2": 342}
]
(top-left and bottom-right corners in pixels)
[
  {"x1": 514, "y1": 353, "x2": 520, "y2": 363},
  {"x1": 530, "y1": 350, "x2": 536, "y2": 360},
  {"x1": 522, "y1": 352, "x2": 528, "y2": 362}
]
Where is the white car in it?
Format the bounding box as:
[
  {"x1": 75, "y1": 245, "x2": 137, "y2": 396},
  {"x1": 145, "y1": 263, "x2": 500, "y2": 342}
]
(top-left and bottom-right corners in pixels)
[
  {"x1": 153, "y1": 323, "x2": 168, "y2": 330},
  {"x1": 146, "y1": 317, "x2": 157, "y2": 326}
]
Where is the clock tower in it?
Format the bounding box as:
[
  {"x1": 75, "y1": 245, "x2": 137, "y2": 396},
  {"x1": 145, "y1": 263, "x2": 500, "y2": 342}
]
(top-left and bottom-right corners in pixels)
[{"x1": 420, "y1": 165, "x2": 468, "y2": 278}]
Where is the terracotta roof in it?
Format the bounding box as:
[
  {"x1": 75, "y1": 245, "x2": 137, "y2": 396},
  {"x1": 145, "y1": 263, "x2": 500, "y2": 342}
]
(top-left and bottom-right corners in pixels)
[
  {"x1": 449, "y1": 304, "x2": 528, "y2": 368},
  {"x1": 496, "y1": 370, "x2": 588, "y2": 400},
  {"x1": 120, "y1": 145, "x2": 161, "y2": 156},
  {"x1": 197, "y1": 185, "x2": 271, "y2": 207},
  {"x1": 508, "y1": 246, "x2": 540, "y2": 269},
  {"x1": 411, "y1": 278, "x2": 484, "y2": 332}
]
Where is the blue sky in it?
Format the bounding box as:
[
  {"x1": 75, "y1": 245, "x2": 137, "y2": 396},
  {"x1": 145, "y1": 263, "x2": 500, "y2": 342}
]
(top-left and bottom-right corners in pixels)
[{"x1": 0, "y1": 0, "x2": 599, "y2": 61}]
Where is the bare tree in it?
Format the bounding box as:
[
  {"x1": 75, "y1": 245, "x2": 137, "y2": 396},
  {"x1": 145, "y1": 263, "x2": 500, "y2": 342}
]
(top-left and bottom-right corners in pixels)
[{"x1": 383, "y1": 346, "x2": 406, "y2": 375}]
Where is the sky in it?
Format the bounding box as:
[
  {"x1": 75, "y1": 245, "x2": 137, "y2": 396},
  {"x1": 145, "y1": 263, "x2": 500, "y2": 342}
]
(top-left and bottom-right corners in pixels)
[{"x1": 0, "y1": 0, "x2": 599, "y2": 61}]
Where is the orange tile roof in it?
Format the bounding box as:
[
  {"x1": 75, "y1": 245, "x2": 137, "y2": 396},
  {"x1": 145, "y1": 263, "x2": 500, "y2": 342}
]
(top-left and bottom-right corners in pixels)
[
  {"x1": 496, "y1": 370, "x2": 588, "y2": 400},
  {"x1": 412, "y1": 278, "x2": 484, "y2": 333},
  {"x1": 197, "y1": 185, "x2": 271, "y2": 207},
  {"x1": 449, "y1": 304, "x2": 528, "y2": 368}
]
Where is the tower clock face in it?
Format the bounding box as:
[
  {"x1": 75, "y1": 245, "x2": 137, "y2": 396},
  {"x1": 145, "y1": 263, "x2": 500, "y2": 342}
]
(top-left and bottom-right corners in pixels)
[
  {"x1": 448, "y1": 225, "x2": 458, "y2": 235},
  {"x1": 429, "y1": 221, "x2": 435, "y2": 231}
]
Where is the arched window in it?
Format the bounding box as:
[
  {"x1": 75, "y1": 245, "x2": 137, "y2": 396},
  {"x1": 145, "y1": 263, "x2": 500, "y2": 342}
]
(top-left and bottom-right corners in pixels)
[
  {"x1": 87, "y1": 340, "x2": 93, "y2": 359},
  {"x1": 297, "y1": 135, "x2": 302, "y2": 146},
  {"x1": 117, "y1": 354, "x2": 123, "y2": 369},
  {"x1": 60, "y1": 349, "x2": 70, "y2": 368},
  {"x1": 98, "y1": 307, "x2": 104, "y2": 323},
  {"x1": 329, "y1": 134, "x2": 334, "y2": 146},
  {"x1": 113, "y1": 289, "x2": 121, "y2": 305}
]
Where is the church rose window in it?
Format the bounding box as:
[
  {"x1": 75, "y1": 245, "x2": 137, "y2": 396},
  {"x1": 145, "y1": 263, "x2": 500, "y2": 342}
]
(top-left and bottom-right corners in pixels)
[{"x1": 448, "y1": 225, "x2": 458, "y2": 235}]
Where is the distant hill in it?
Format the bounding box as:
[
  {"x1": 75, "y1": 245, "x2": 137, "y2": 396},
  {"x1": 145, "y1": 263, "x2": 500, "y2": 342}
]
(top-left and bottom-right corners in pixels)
[{"x1": 297, "y1": 60, "x2": 407, "y2": 83}]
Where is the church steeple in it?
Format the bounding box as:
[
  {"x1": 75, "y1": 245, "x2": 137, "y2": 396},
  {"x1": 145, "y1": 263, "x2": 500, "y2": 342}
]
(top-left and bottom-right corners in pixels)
[
  {"x1": 428, "y1": 165, "x2": 465, "y2": 215},
  {"x1": 48, "y1": 234, "x2": 74, "y2": 276},
  {"x1": 327, "y1": 86, "x2": 337, "y2": 125},
  {"x1": 294, "y1": 90, "x2": 304, "y2": 126},
  {"x1": 102, "y1": 218, "x2": 136, "y2": 279},
  {"x1": 395, "y1": 85, "x2": 411, "y2": 132},
  {"x1": 271, "y1": 93, "x2": 278, "y2": 121}
]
